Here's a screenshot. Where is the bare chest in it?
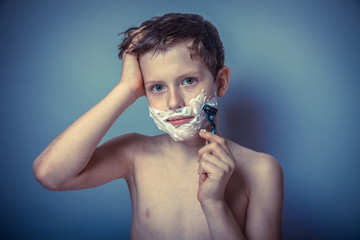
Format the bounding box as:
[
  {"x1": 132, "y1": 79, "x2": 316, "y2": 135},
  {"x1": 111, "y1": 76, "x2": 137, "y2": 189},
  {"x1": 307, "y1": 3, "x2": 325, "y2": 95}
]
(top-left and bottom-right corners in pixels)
[
  {"x1": 128, "y1": 158, "x2": 209, "y2": 239},
  {"x1": 127, "y1": 156, "x2": 248, "y2": 239}
]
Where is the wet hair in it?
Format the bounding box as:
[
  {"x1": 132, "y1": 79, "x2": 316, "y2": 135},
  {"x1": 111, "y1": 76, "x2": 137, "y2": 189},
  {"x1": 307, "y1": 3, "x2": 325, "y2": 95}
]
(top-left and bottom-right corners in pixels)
[{"x1": 118, "y1": 13, "x2": 225, "y2": 78}]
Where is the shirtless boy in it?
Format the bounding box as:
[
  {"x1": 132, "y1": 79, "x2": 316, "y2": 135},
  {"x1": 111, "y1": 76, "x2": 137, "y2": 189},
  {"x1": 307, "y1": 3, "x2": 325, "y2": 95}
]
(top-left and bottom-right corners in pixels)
[{"x1": 33, "y1": 13, "x2": 284, "y2": 240}]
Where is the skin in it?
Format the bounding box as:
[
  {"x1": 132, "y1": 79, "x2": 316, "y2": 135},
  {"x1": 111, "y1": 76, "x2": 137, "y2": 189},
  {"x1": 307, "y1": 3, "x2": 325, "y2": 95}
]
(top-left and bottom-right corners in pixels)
[{"x1": 33, "y1": 42, "x2": 284, "y2": 240}]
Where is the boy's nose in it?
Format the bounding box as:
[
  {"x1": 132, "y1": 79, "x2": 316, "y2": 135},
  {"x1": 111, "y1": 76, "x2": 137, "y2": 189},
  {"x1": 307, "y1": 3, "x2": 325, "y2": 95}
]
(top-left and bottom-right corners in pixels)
[{"x1": 167, "y1": 89, "x2": 185, "y2": 110}]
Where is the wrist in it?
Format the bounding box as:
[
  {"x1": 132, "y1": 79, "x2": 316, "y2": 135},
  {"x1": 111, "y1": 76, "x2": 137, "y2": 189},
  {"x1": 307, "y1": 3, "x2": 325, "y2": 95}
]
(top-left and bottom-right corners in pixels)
[
  {"x1": 200, "y1": 198, "x2": 227, "y2": 212},
  {"x1": 115, "y1": 81, "x2": 143, "y2": 102}
]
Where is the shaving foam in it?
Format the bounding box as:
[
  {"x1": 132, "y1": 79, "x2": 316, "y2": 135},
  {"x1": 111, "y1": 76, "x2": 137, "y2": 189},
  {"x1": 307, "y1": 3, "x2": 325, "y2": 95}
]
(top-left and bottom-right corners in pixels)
[{"x1": 149, "y1": 89, "x2": 218, "y2": 141}]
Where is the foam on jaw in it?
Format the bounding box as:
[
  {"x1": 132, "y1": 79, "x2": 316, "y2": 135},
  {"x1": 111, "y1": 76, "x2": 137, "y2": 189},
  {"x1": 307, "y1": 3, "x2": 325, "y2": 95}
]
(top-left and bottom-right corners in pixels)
[{"x1": 149, "y1": 89, "x2": 218, "y2": 141}]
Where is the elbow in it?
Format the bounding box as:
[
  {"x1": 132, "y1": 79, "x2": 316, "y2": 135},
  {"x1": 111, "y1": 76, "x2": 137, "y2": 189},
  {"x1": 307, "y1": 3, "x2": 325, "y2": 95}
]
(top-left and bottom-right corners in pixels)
[{"x1": 33, "y1": 157, "x2": 62, "y2": 191}]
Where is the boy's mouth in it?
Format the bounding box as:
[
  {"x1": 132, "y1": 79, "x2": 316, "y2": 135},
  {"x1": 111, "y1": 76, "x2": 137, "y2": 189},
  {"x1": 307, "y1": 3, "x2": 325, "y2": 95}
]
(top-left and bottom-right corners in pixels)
[{"x1": 166, "y1": 116, "x2": 194, "y2": 126}]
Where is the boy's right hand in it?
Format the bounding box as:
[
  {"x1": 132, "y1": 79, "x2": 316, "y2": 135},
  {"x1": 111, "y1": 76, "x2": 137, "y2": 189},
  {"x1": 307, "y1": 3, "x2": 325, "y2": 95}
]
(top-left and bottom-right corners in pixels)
[{"x1": 120, "y1": 52, "x2": 145, "y2": 99}]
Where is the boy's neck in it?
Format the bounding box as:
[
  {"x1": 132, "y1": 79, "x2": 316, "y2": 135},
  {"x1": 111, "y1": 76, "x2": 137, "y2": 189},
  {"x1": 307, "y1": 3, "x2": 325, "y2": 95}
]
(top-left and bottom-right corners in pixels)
[{"x1": 167, "y1": 134, "x2": 205, "y2": 156}]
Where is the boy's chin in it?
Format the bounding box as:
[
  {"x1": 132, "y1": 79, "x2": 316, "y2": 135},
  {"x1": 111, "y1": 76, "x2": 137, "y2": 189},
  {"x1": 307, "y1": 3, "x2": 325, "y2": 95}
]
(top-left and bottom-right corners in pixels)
[{"x1": 166, "y1": 123, "x2": 211, "y2": 142}]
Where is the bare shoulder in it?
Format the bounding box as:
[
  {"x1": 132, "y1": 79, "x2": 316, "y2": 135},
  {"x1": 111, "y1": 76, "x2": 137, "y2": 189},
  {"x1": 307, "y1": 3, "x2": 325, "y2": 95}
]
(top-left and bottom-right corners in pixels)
[
  {"x1": 101, "y1": 132, "x2": 159, "y2": 154},
  {"x1": 106, "y1": 132, "x2": 151, "y2": 151},
  {"x1": 94, "y1": 133, "x2": 141, "y2": 162},
  {"x1": 107, "y1": 133, "x2": 168, "y2": 164},
  {"x1": 111, "y1": 133, "x2": 166, "y2": 153},
  {"x1": 226, "y1": 139, "x2": 283, "y2": 192}
]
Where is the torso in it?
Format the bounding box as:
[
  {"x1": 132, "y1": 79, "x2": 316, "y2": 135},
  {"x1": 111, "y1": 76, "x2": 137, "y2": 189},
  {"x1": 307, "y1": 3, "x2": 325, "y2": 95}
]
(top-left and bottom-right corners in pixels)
[{"x1": 125, "y1": 134, "x2": 256, "y2": 240}]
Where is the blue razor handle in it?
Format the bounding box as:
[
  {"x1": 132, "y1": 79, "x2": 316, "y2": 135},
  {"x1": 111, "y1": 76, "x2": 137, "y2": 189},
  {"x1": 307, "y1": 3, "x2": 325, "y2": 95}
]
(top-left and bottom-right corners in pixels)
[{"x1": 202, "y1": 104, "x2": 217, "y2": 134}]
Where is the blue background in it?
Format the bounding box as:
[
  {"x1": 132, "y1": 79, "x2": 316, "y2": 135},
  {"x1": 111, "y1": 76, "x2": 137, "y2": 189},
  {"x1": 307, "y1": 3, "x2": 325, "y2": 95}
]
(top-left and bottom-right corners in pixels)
[{"x1": 1, "y1": 0, "x2": 359, "y2": 239}]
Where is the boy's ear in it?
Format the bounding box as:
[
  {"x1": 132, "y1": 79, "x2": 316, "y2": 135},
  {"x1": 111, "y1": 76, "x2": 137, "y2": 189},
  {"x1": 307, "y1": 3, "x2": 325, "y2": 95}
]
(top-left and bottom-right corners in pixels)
[{"x1": 215, "y1": 66, "x2": 230, "y2": 97}]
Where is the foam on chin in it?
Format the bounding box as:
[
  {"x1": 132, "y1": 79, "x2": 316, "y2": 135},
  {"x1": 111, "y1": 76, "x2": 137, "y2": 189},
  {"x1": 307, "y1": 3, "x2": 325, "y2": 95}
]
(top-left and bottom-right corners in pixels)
[{"x1": 149, "y1": 89, "x2": 217, "y2": 141}]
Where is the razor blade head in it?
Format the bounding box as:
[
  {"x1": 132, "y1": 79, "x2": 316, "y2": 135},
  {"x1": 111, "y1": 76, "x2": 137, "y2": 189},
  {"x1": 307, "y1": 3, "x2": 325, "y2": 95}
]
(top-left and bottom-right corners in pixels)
[{"x1": 202, "y1": 104, "x2": 218, "y2": 116}]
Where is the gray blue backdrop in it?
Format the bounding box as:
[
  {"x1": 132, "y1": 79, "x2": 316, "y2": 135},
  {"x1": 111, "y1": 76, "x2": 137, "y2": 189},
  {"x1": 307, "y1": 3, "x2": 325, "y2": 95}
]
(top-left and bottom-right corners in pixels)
[{"x1": 1, "y1": 0, "x2": 359, "y2": 239}]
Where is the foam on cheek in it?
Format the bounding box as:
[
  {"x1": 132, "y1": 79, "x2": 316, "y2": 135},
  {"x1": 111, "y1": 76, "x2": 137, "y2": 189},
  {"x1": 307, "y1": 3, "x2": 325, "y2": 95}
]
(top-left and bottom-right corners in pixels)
[{"x1": 149, "y1": 89, "x2": 218, "y2": 141}]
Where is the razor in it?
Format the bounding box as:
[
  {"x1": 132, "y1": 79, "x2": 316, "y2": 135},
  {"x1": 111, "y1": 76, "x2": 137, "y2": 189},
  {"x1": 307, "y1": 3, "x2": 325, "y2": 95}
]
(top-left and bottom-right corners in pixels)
[{"x1": 202, "y1": 104, "x2": 217, "y2": 134}]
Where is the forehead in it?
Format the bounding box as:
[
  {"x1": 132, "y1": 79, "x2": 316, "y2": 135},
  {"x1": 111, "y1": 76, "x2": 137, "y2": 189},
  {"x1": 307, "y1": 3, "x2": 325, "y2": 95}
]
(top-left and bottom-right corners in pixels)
[{"x1": 139, "y1": 42, "x2": 209, "y2": 82}]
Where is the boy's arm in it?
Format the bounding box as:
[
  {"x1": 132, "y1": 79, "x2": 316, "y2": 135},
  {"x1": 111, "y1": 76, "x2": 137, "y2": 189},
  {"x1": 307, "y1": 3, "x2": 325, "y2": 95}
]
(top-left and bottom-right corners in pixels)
[
  {"x1": 198, "y1": 131, "x2": 283, "y2": 240},
  {"x1": 243, "y1": 154, "x2": 284, "y2": 240},
  {"x1": 33, "y1": 53, "x2": 143, "y2": 191}
]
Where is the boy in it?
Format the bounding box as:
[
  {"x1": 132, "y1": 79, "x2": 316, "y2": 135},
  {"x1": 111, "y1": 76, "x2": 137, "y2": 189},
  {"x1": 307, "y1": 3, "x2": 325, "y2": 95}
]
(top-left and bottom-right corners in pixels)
[{"x1": 33, "y1": 13, "x2": 283, "y2": 240}]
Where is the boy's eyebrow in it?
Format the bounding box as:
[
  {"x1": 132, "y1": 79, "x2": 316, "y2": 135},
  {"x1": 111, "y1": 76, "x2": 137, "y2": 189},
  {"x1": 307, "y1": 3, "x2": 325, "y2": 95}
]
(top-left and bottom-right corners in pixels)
[
  {"x1": 175, "y1": 72, "x2": 202, "y2": 80},
  {"x1": 144, "y1": 72, "x2": 202, "y2": 85},
  {"x1": 143, "y1": 80, "x2": 165, "y2": 86}
]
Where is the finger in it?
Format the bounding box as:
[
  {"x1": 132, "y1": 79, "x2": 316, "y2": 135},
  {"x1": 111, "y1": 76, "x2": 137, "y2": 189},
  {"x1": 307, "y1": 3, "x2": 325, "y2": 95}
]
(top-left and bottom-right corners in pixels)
[
  {"x1": 198, "y1": 144, "x2": 236, "y2": 171},
  {"x1": 198, "y1": 167, "x2": 208, "y2": 182},
  {"x1": 199, "y1": 147, "x2": 227, "y2": 167},
  {"x1": 198, "y1": 160, "x2": 208, "y2": 181},
  {"x1": 123, "y1": 27, "x2": 145, "y2": 55},
  {"x1": 199, "y1": 158, "x2": 232, "y2": 182},
  {"x1": 199, "y1": 141, "x2": 227, "y2": 157},
  {"x1": 198, "y1": 140, "x2": 233, "y2": 165},
  {"x1": 199, "y1": 130, "x2": 230, "y2": 151},
  {"x1": 200, "y1": 152, "x2": 230, "y2": 173},
  {"x1": 199, "y1": 155, "x2": 234, "y2": 183},
  {"x1": 198, "y1": 159, "x2": 218, "y2": 180}
]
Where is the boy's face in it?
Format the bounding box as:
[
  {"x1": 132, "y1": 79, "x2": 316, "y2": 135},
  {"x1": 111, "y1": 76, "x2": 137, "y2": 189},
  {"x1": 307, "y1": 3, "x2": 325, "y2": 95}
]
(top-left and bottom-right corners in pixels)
[
  {"x1": 139, "y1": 42, "x2": 218, "y2": 141},
  {"x1": 140, "y1": 42, "x2": 216, "y2": 111}
]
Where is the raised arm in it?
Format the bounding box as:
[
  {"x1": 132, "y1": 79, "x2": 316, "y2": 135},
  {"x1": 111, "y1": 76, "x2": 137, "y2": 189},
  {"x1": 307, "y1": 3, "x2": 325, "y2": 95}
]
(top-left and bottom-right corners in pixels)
[{"x1": 33, "y1": 53, "x2": 144, "y2": 191}]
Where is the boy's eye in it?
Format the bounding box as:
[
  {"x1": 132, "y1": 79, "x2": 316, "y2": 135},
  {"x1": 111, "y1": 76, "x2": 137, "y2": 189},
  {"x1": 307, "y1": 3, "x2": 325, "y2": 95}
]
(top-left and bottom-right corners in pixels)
[
  {"x1": 183, "y1": 78, "x2": 197, "y2": 85},
  {"x1": 151, "y1": 84, "x2": 165, "y2": 92}
]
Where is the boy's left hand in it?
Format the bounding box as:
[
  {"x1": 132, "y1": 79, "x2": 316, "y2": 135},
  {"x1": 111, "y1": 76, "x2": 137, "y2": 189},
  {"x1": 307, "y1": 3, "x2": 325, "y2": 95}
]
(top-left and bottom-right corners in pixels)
[{"x1": 197, "y1": 130, "x2": 236, "y2": 205}]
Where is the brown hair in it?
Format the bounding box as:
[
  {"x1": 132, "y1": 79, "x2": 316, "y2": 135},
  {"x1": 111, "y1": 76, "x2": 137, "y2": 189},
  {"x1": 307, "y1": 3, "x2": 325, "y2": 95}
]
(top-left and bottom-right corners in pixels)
[{"x1": 118, "y1": 13, "x2": 225, "y2": 78}]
